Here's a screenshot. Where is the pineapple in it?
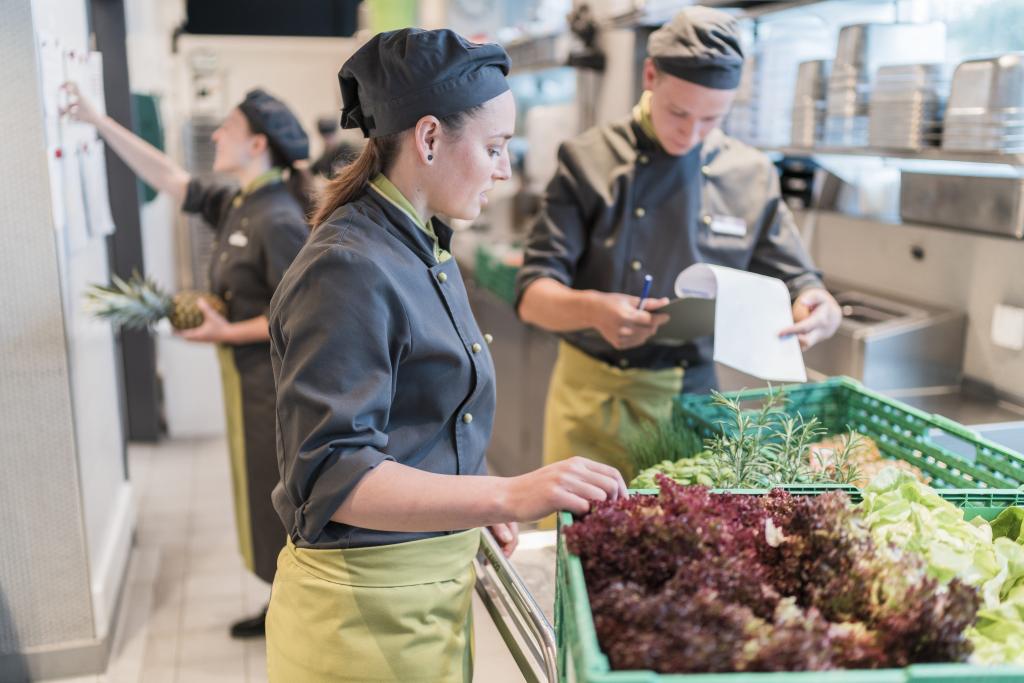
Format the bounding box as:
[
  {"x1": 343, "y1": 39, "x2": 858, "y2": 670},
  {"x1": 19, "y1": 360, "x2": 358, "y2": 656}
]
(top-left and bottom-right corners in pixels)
[{"x1": 85, "y1": 272, "x2": 227, "y2": 331}]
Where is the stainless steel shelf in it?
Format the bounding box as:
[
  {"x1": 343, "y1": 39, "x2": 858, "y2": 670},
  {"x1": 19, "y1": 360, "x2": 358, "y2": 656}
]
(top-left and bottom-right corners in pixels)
[{"x1": 761, "y1": 145, "x2": 1024, "y2": 167}]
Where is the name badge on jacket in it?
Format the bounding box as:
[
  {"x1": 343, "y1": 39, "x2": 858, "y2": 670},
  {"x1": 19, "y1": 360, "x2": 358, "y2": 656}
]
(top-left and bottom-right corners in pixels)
[
  {"x1": 228, "y1": 230, "x2": 249, "y2": 247},
  {"x1": 709, "y1": 215, "x2": 747, "y2": 237}
]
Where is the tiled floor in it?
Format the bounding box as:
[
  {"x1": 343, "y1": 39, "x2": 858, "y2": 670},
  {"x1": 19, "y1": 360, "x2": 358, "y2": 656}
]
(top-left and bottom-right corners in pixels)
[{"x1": 42, "y1": 436, "x2": 525, "y2": 683}]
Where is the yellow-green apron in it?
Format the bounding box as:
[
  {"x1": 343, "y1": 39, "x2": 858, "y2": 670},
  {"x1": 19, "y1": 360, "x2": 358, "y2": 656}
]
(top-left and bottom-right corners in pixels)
[
  {"x1": 266, "y1": 529, "x2": 481, "y2": 683},
  {"x1": 216, "y1": 344, "x2": 255, "y2": 572},
  {"x1": 542, "y1": 341, "x2": 684, "y2": 481}
]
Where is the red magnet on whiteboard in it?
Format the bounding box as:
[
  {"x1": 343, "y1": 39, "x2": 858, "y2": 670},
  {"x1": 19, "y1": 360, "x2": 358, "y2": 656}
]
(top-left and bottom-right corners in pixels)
[{"x1": 55, "y1": 148, "x2": 62, "y2": 159}]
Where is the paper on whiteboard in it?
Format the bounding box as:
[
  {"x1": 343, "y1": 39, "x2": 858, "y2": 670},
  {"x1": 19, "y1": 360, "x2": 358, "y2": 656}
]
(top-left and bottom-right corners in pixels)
[
  {"x1": 84, "y1": 51, "x2": 106, "y2": 117},
  {"x1": 63, "y1": 142, "x2": 89, "y2": 252},
  {"x1": 36, "y1": 34, "x2": 65, "y2": 148},
  {"x1": 674, "y1": 264, "x2": 806, "y2": 383},
  {"x1": 80, "y1": 139, "x2": 116, "y2": 236},
  {"x1": 35, "y1": 34, "x2": 67, "y2": 230}
]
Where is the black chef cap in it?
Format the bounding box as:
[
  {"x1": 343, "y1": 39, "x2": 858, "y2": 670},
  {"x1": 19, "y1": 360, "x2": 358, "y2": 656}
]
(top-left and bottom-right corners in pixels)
[
  {"x1": 339, "y1": 28, "x2": 511, "y2": 138},
  {"x1": 647, "y1": 7, "x2": 744, "y2": 90},
  {"x1": 238, "y1": 89, "x2": 310, "y2": 163},
  {"x1": 317, "y1": 116, "x2": 339, "y2": 136}
]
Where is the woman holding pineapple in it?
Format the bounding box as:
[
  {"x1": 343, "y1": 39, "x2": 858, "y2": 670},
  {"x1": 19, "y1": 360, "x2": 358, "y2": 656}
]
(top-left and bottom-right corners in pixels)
[
  {"x1": 65, "y1": 85, "x2": 309, "y2": 639},
  {"x1": 264, "y1": 29, "x2": 626, "y2": 681}
]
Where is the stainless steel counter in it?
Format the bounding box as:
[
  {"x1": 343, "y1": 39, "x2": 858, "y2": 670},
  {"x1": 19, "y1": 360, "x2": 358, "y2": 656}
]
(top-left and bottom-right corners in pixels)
[
  {"x1": 896, "y1": 388, "x2": 1024, "y2": 427},
  {"x1": 892, "y1": 384, "x2": 1024, "y2": 457}
]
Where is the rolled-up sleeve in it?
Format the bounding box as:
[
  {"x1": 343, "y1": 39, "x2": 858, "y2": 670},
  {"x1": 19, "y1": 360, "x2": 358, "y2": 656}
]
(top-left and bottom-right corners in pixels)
[
  {"x1": 269, "y1": 244, "x2": 411, "y2": 544},
  {"x1": 748, "y1": 165, "x2": 824, "y2": 298},
  {"x1": 514, "y1": 143, "x2": 593, "y2": 313},
  {"x1": 181, "y1": 178, "x2": 237, "y2": 230}
]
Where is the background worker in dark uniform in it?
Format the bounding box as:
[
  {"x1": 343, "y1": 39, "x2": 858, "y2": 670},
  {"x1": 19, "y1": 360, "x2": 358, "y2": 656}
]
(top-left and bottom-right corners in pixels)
[
  {"x1": 65, "y1": 85, "x2": 310, "y2": 638},
  {"x1": 310, "y1": 115, "x2": 361, "y2": 179},
  {"x1": 265, "y1": 28, "x2": 626, "y2": 682},
  {"x1": 515, "y1": 6, "x2": 843, "y2": 479}
]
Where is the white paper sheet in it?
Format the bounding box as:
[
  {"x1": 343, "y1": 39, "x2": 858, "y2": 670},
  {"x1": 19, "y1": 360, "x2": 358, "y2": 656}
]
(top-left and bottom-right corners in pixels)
[
  {"x1": 674, "y1": 264, "x2": 807, "y2": 383},
  {"x1": 80, "y1": 139, "x2": 116, "y2": 236},
  {"x1": 62, "y1": 141, "x2": 89, "y2": 252},
  {"x1": 35, "y1": 34, "x2": 67, "y2": 230},
  {"x1": 83, "y1": 51, "x2": 106, "y2": 117}
]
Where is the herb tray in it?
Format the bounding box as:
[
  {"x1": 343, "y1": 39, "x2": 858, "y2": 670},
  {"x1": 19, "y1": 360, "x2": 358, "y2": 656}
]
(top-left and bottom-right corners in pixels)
[{"x1": 673, "y1": 376, "x2": 1024, "y2": 489}]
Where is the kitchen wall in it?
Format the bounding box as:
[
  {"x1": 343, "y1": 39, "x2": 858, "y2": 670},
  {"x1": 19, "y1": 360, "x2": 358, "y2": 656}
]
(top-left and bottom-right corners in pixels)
[{"x1": 809, "y1": 210, "x2": 1024, "y2": 399}]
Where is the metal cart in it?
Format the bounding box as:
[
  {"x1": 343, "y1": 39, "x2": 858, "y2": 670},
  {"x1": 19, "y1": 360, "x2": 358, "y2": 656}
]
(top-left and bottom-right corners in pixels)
[{"x1": 474, "y1": 529, "x2": 560, "y2": 683}]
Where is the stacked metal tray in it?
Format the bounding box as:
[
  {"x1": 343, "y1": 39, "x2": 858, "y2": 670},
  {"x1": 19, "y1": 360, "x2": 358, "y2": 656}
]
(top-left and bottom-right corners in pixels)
[
  {"x1": 824, "y1": 22, "x2": 946, "y2": 147},
  {"x1": 943, "y1": 53, "x2": 1024, "y2": 154},
  {"x1": 791, "y1": 59, "x2": 830, "y2": 147},
  {"x1": 868, "y1": 63, "x2": 948, "y2": 150}
]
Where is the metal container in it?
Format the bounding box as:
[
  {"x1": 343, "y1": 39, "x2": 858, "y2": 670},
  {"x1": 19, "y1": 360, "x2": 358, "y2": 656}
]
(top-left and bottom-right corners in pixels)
[
  {"x1": 791, "y1": 59, "x2": 830, "y2": 146},
  {"x1": 794, "y1": 59, "x2": 831, "y2": 99},
  {"x1": 869, "y1": 63, "x2": 948, "y2": 150},
  {"x1": 802, "y1": 286, "x2": 966, "y2": 391},
  {"x1": 900, "y1": 172, "x2": 1024, "y2": 238},
  {"x1": 826, "y1": 23, "x2": 946, "y2": 147},
  {"x1": 944, "y1": 53, "x2": 1024, "y2": 152}
]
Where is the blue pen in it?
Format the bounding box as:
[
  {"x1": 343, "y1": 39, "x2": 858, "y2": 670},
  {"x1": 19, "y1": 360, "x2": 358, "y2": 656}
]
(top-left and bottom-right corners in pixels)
[{"x1": 637, "y1": 274, "x2": 653, "y2": 310}]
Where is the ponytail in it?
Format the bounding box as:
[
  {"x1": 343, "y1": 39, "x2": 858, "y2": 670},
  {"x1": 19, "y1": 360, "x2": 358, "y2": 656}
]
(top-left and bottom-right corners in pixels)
[{"x1": 311, "y1": 134, "x2": 399, "y2": 229}]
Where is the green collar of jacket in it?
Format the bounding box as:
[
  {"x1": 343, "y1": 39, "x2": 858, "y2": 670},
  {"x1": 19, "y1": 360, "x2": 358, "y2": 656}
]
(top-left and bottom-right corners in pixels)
[
  {"x1": 632, "y1": 91, "x2": 661, "y2": 147},
  {"x1": 233, "y1": 167, "x2": 284, "y2": 207},
  {"x1": 368, "y1": 173, "x2": 451, "y2": 263}
]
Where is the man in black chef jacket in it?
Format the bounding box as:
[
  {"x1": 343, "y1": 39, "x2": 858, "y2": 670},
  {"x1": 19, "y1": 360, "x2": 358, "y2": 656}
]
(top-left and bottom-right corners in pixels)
[{"x1": 515, "y1": 6, "x2": 842, "y2": 479}]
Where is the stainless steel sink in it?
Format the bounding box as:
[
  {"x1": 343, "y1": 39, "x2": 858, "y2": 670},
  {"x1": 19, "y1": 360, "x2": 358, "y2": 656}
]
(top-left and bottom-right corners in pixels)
[{"x1": 803, "y1": 283, "x2": 966, "y2": 391}]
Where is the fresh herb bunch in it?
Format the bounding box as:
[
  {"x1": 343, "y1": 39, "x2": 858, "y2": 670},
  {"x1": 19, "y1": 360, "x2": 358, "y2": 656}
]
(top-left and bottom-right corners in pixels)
[
  {"x1": 704, "y1": 387, "x2": 860, "y2": 488},
  {"x1": 624, "y1": 413, "x2": 704, "y2": 473},
  {"x1": 565, "y1": 478, "x2": 980, "y2": 674}
]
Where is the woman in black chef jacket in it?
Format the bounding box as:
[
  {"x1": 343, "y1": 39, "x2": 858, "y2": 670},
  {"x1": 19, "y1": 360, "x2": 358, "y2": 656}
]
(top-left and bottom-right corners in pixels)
[
  {"x1": 265, "y1": 29, "x2": 627, "y2": 682},
  {"x1": 65, "y1": 85, "x2": 309, "y2": 639}
]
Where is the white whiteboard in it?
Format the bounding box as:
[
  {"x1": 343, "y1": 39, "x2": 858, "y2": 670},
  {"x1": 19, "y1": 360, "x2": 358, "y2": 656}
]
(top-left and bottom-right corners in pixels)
[{"x1": 30, "y1": 0, "x2": 131, "y2": 641}]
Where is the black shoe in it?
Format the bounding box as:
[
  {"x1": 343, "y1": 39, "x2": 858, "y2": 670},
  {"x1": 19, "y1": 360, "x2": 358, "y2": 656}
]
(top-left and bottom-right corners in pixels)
[{"x1": 229, "y1": 606, "x2": 267, "y2": 639}]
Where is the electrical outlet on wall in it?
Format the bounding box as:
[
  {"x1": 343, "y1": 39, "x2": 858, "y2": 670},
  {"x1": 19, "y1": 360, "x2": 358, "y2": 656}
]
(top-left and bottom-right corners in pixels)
[{"x1": 992, "y1": 304, "x2": 1024, "y2": 351}]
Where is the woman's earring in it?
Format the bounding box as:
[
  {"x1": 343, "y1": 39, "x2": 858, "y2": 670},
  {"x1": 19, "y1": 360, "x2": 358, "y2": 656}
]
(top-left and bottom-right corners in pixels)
[{"x1": 427, "y1": 154, "x2": 434, "y2": 162}]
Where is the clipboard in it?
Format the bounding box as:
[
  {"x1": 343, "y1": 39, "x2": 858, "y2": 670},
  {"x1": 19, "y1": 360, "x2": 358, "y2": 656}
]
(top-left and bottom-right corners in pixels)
[{"x1": 649, "y1": 297, "x2": 716, "y2": 346}]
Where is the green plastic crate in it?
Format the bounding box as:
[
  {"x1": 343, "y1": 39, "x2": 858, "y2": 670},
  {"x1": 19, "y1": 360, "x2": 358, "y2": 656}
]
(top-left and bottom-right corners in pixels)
[
  {"x1": 555, "y1": 488, "x2": 1024, "y2": 683},
  {"x1": 474, "y1": 245, "x2": 519, "y2": 307},
  {"x1": 673, "y1": 376, "x2": 1024, "y2": 490}
]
